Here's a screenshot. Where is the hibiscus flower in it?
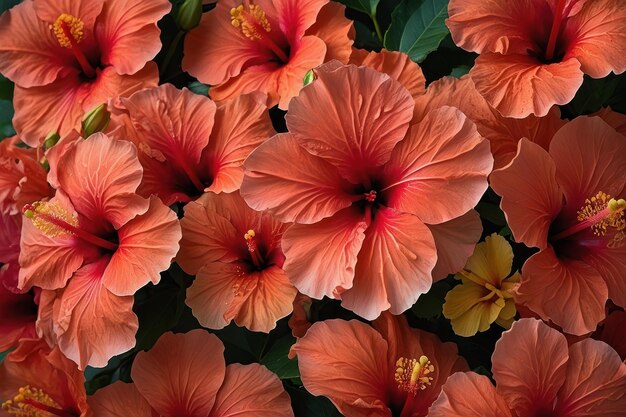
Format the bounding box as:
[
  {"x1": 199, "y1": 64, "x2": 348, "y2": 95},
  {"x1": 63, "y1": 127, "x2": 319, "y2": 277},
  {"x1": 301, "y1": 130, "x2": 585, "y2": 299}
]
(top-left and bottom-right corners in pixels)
[
  {"x1": 183, "y1": 0, "x2": 354, "y2": 109},
  {"x1": 0, "y1": 338, "x2": 91, "y2": 417},
  {"x1": 109, "y1": 84, "x2": 275, "y2": 205},
  {"x1": 19, "y1": 133, "x2": 181, "y2": 368},
  {"x1": 429, "y1": 318, "x2": 626, "y2": 417},
  {"x1": 241, "y1": 62, "x2": 493, "y2": 319},
  {"x1": 177, "y1": 191, "x2": 296, "y2": 333},
  {"x1": 88, "y1": 330, "x2": 294, "y2": 417},
  {"x1": 0, "y1": 0, "x2": 170, "y2": 146},
  {"x1": 291, "y1": 312, "x2": 468, "y2": 417},
  {"x1": 490, "y1": 116, "x2": 626, "y2": 335},
  {"x1": 447, "y1": 0, "x2": 626, "y2": 117}
]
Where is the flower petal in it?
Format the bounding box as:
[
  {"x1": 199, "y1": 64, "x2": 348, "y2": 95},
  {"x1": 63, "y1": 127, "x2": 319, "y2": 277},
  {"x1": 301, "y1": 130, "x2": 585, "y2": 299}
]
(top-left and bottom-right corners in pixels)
[
  {"x1": 102, "y1": 196, "x2": 180, "y2": 296},
  {"x1": 88, "y1": 381, "x2": 159, "y2": 417},
  {"x1": 466, "y1": 233, "x2": 513, "y2": 285},
  {"x1": 518, "y1": 248, "x2": 608, "y2": 335},
  {"x1": 427, "y1": 210, "x2": 482, "y2": 281},
  {"x1": 306, "y1": 2, "x2": 354, "y2": 63},
  {"x1": 282, "y1": 206, "x2": 367, "y2": 299},
  {"x1": 132, "y1": 330, "x2": 226, "y2": 417},
  {"x1": 557, "y1": 339, "x2": 626, "y2": 416},
  {"x1": 341, "y1": 208, "x2": 437, "y2": 319},
  {"x1": 96, "y1": 0, "x2": 171, "y2": 75},
  {"x1": 492, "y1": 318, "x2": 569, "y2": 417},
  {"x1": 292, "y1": 319, "x2": 390, "y2": 417},
  {"x1": 443, "y1": 282, "x2": 502, "y2": 337},
  {"x1": 470, "y1": 53, "x2": 583, "y2": 118},
  {"x1": 241, "y1": 133, "x2": 355, "y2": 224},
  {"x1": 383, "y1": 106, "x2": 492, "y2": 225},
  {"x1": 490, "y1": 138, "x2": 563, "y2": 249},
  {"x1": 210, "y1": 363, "x2": 294, "y2": 417},
  {"x1": 429, "y1": 372, "x2": 513, "y2": 417},
  {"x1": 286, "y1": 63, "x2": 414, "y2": 182}
]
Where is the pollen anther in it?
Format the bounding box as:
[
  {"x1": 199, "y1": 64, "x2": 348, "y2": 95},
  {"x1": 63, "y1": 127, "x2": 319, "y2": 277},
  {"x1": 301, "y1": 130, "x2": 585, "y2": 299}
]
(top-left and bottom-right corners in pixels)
[
  {"x1": 230, "y1": 4, "x2": 271, "y2": 40},
  {"x1": 394, "y1": 355, "x2": 434, "y2": 396},
  {"x1": 576, "y1": 192, "x2": 625, "y2": 242},
  {"x1": 51, "y1": 14, "x2": 85, "y2": 48},
  {"x1": 1, "y1": 385, "x2": 63, "y2": 417},
  {"x1": 23, "y1": 201, "x2": 78, "y2": 238}
]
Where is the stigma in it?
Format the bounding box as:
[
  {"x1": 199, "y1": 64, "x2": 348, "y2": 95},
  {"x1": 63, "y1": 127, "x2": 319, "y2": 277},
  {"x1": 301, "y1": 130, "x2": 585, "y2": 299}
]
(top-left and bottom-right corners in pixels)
[
  {"x1": 51, "y1": 14, "x2": 85, "y2": 48},
  {"x1": 395, "y1": 356, "x2": 434, "y2": 396},
  {"x1": 230, "y1": 3, "x2": 271, "y2": 40},
  {"x1": 1, "y1": 385, "x2": 70, "y2": 417},
  {"x1": 23, "y1": 201, "x2": 78, "y2": 238}
]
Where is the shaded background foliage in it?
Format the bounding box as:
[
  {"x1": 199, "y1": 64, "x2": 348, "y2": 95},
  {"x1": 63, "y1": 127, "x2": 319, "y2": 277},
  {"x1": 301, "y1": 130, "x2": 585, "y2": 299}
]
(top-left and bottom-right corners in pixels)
[{"x1": 0, "y1": 0, "x2": 624, "y2": 415}]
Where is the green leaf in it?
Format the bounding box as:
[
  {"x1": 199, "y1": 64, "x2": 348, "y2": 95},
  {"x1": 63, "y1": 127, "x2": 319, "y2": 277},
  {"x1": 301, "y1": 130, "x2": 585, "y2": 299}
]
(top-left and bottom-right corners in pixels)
[
  {"x1": 0, "y1": 100, "x2": 15, "y2": 140},
  {"x1": 450, "y1": 65, "x2": 471, "y2": 78},
  {"x1": 260, "y1": 335, "x2": 299, "y2": 380},
  {"x1": 286, "y1": 385, "x2": 343, "y2": 417},
  {"x1": 0, "y1": 0, "x2": 20, "y2": 14},
  {"x1": 336, "y1": 0, "x2": 379, "y2": 16},
  {"x1": 353, "y1": 20, "x2": 382, "y2": 50},
  {"x1": 188, "y1": 81, "x2": 209, "y2": 96},
  {"x1": 411, "y1": 280, "x2": 450, "y2": 319},
  {"x1": 384, "y1": 0, "x2": 450, "y2": 63},
  {"x1": 0, "y1": 74, "x2": 13, "y2": 100},
  {"x1": 0, "y1": 350, "x2": 7, "y2": 363},
  {"x1": 476, "y1": 201, "x2": 507, "y2": 226},
  {"x1": 566, "y1": 74, "x2": 624, "y2": 116}
]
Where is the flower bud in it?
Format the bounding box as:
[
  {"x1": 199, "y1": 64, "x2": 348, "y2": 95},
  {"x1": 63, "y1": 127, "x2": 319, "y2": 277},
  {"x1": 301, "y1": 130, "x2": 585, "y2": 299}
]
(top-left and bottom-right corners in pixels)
[
  {"x1": 43, "y1": 131, "x2": 60, "y2": 151},
  {"x1": 176, "y1": 0, "x2": 202, "y2": 31},
  {"x1": 303, "y1": 69, "x2": 316, "y2": 87},
  {"x1": 82, "y1": 103, "x2": 110, "y2": 137}
]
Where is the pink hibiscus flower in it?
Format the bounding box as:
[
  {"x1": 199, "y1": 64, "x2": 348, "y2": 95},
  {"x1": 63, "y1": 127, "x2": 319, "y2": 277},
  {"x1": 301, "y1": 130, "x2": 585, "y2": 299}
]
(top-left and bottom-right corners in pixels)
[
  {"x1": 19, "y1": 133, "x2": 181, "y2": 368},
  {"x1": 430, "y1": 318, "x2": 626, "y2": 417},
  {"x1": 0, "y1": 0, "x2": 170, "y2": 146},
  {"x1": 183, "y1": 0, "x2": 354, "y2": 109},
  {"x1": 447, "y1": 0, "x2": 626, "y2": 118},
  {"x1": 88, "y1": 330, "x2": 294, "y2": 417},
  {"x1": 291, "y1": 312, "x2": 468, "y2": 417},
  {"x1": 241, "y1": 63, "x2": 493, "y2": 319},
  {"x1": 491, "y1": 116, "x2": 626, "y2": 335},
  {"x1": 109, "y1": 84, "x2": 275, "y2": 205},
  {"x1": 177, "y1": 191, "x2": 296, "y2": 333}
]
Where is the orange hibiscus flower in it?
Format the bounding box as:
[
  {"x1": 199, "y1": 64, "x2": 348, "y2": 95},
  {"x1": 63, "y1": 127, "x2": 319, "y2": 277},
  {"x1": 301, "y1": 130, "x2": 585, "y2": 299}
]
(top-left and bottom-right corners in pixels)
[
  {"x1": 0, "y1": 0, "x2": 170, "y2": 146},
  {"x1": 183, "y1": 0, "x2": 354, "y2": 109}
]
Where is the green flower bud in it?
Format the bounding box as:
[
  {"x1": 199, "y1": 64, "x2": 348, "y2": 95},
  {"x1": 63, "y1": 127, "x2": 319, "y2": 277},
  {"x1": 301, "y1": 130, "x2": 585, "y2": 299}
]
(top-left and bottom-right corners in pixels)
[
  {"x1": 43, "y1": 131, "x2": 60, "y2": 151},
  {"x1": 177, "y1": 0, "x2": 202, "y2": 31},
  {"x1": 303, "y1": 69, "x2": 316, "y2": 87},
  {"x1": 82, "y1": 103, "x2": 110, "y2": 137}
]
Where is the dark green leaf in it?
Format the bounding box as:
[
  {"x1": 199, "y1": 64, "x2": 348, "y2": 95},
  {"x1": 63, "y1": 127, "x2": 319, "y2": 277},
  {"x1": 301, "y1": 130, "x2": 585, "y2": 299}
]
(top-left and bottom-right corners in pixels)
[
  {"x1": 476, "y1": 202, "x2": 507, "y2": 226},
  {"x1": 336, "y1": 0, "x2": 379, "y2": 16},
  {"x1": 384, "y1": 0, "x2": 449, "y2": 63},
  {"x1": 0, "y1": 100, "x2": 15, "y2": 139},
  {"x1": 287, "y1": 385, "x2": 343, "y2": 417},
  {"x1": 411, "y1": 280, "x2": 450, "y2": 319},
  {"x1": 0, "y1": 0, "x2": 19, "y2": 14},
  {"x1": 0, "y1": 74, "x2": 13, "y2": 100},
  {"x1": 566, "y1": 74, "x2": 625, "y2": 116},
  {"x1": 188, "y1": 81, "x2": 209, "y2": 96},
  {"x1": 0, "y1": 350, "x2": 7, "y2": 363},
  {"x1": 353, "y1": 20, "x2": 382, "y2": 51},
  {"x1": 260, "y1": 335, "x2": 299, "y2": 380},
  {"x1": 450, "y1": 65, "x2": 471, "y2": 78}
]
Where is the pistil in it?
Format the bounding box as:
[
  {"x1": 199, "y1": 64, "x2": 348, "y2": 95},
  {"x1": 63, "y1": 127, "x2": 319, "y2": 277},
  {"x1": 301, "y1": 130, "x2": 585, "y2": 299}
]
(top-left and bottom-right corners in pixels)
[
  {"x1": 2, "y1": 385, "x2": 75, "y2": 417},
  {"x1": 394, "y1": 356, "x2": 435, "y2": 417},
  {"x1": 52, "y1": 14, "x2": 95, "y2": 78},
  {"x1": 244, "y1": 229, "x2": 265, "y2": 269},
  {"x1": 230, "y1": 2, "x2": 289, "y2": 63},
  {"x1": 545, "y1": 0, "x2": 566, "y2": 61}
]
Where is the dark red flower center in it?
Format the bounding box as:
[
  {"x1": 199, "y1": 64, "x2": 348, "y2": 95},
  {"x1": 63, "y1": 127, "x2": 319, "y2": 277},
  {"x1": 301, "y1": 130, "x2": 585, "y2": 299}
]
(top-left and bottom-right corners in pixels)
[{"x1": 52, "y1": 14, "x2": 97, "y2": 78}]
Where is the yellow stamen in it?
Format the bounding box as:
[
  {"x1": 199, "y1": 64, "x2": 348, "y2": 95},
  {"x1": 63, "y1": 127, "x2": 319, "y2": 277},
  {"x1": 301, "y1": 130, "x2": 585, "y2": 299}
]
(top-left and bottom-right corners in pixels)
[
  {"x1": 394, "y1": 356, "x2": 434, "y2": 396},
  {"x1": 51, "y1": 14, "x2": 84, "y2": 48},
  {"x1": 230, "y1": 4, "x2": 271, "y2": 40},
  {"x1": 244, "y1": 229, "x2": 256, "y2": 240},
  {"x1": 576, "y1": 192, "x2": 625, "y2": 246},
  {"x1": 1, "y1": 385, "x2": 65, "y2": 417},
  {"x1": 23, "y1": 201, "x2": 78, "y2": 238}
]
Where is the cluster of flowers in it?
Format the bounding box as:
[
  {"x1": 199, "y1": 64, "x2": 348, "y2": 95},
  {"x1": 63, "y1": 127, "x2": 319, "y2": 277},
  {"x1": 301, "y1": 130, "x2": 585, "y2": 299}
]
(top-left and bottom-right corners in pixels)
[{"x1": 0, "y1": 0, "x2": 625, "y2": 416}]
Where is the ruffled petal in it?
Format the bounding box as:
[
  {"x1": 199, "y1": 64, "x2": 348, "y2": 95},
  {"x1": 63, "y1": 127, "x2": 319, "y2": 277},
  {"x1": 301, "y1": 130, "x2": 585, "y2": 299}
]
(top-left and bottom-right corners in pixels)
[
  {"x1": 241, "y1": 133, "x2": 355, "y2": 224},
  {"x1": 292, "y1": 319, "x2": 390, "y2": 417},
  {"x1": 132, "y1": 330, "x2": 226, "y2": 417},
  {"x1": 518, "y1": 248, "x2": 608, "y2": 335},
  {"x1": 50, "y1": 258, "x2": 138, "y2": 369},
  {"x1": 282, "y1": 206, "x2": 367, "y2": 299},
  {"x1": 383, "y1": 106, "x2": 492, "y2": 224},
  {"x1": 286, "y1": 63, "x2": 414, "y2": 182},
  {"x1": 306, "y1": 2, "x2": 354, "y2": 63},
  {"x1": 96, "y1": 0, "x2": 171, "y2": 75},
  {"x1": 350, "y1": 49, "x2": 426, "y2": 98},
  {"x1": 33, "y1": 0, "x2": 104, "y2": 27},
  {"x1": 564, "y1": 0, "x2": 626, "y2": 78},
  {"x1": 427, "y1": 210, "x2": 482, "y2": 281},
  {"x1": 88, "y1": 381, "x2": 159, "y2": 417},
  {"x1": 490, "y1": 138, "x2": 563, "y2": 249},
  {"x1": 186, "y1": 262, "x2": 238, "y2": 331},
  {"x1": 273, "y1": 0, "x2": 328, "y2": 42},
  {"x1": 102, "y1": 196, "x2": 180, "y2": 296},
  {"x1": 443, "y1": 282, "x2": 502, "y2": 337},
  {"x1": 470, "y1": 53, "x2": 583, "y2": 118},
  {"x1": 492, "y1": 318, "x2": 569, "y2": 416},
  {"x1": 210, "y1": 363, "x2": 294, "y2": 417},
  {"x1": 557, "y1": 339, "x2": 626, "y2": 416},
  {"x1": 203, "y1": 92, "x2": 275, "y2": 194},
  {"x1": 466, "y1": 233, "x2": 513, "y2": 285},
  {"x1": 429, "y1": 372, "x2": 513, "y2": 417},
  {"x1": 341, "y1": 208, "x2": 437, "y2": 319}
]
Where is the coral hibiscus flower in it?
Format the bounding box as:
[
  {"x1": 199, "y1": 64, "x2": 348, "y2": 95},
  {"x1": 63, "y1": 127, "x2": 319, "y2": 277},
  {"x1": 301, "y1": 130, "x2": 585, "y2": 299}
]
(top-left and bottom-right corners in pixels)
[
  {"x1": 447, "y1": 0, "x2": 626, "y2": 118},
  {"x1": 19, "y1": 133, "x2": 181, "y2": 368},
  {"x1": 183, "y1": 0, "x2": 354, "y2": 109},
  {"x1": 0, "y1": 338, "x2": 91, "y2": 417},
  {"x1": 0, "y1": 0, "x2": 170, "y2": 146},
  {"x1": 429, "y1": 318, "x2": 626, "y2": 417},
  {"x1": 110, "y1": 84, "x2": 275, "y2": 205},
  {"x1": 291, "y1": 312, "x2": 468, "y2": 417},
  {"x1": 241, "y1": 63, "x2": 493, "y2": 319},
  {"x1": 88, "y1": 330, "x2": 294, "y2": 417},
  {"x1": 177, "y1": 191, "x2": 296, "y2": 332},
  {"x1": 490, "y1": 116, "x2": 626, "y2": 335}
]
